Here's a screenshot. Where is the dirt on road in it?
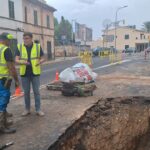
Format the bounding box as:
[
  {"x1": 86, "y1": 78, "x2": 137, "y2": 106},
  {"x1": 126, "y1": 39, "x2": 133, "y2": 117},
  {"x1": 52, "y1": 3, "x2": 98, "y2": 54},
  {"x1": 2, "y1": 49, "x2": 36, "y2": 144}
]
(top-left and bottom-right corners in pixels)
[{"x1": 1, "y1": 59, "x2": 150, "y2": 150}]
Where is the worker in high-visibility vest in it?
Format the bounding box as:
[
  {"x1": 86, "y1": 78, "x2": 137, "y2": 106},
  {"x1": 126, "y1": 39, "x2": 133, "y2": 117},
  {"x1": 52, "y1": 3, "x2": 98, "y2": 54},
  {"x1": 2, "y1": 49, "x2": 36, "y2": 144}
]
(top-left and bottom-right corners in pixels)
[
  {"x1": 15, "y1": 32, "x2": 45, "y2": 117},
  {"x1": 0, "y1": 32, "x2": 20, "y2": 134}
]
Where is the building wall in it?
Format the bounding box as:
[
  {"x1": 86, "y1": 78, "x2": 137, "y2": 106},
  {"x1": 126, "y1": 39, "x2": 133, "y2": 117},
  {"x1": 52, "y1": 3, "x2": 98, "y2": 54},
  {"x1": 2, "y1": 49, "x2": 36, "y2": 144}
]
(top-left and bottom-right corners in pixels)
[
  {"x1": 103, "y1": 27, "x2": 150, "y2": 50},
  {"x1": 0, "y1": 0, "x2": 55, "y2": 59},
  {"x1": 22, "y1": 0, "x2": 55, "y2": 58},
  {"x1": 55, "y1": 45, "x2": 79, "y2": 57},
  {"x1": 0, "y1": 0, "x2": 23, "y2": 42},
  {"x1": 0, "y1": 0, "x2": 23, "y2": 20},
  {"x1": 75, "y1": 22, "x2": 92, "y2": 44},
  {"x1": 87, "y1": 39, "x2": 103, "y2": 49}
]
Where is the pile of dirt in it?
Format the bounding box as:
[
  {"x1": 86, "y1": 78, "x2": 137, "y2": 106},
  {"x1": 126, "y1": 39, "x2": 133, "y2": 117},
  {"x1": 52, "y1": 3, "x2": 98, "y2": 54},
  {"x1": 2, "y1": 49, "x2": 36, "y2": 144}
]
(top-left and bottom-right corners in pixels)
[{"x1": 48, "y1": 96, "x2": 150, "y2": 150}]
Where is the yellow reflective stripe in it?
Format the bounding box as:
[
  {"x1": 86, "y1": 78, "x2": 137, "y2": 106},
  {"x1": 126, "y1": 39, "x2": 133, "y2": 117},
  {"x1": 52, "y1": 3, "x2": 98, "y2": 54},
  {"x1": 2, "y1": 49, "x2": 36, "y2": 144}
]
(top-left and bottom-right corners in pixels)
[
  {"x1": 18, "y1": 44, "x2": 23, "y2": 58},
  {"x1": 20, "y1": 58, "x2": 39, "y2": 60},
  {"x1": 20, "y1": 58, "x2": 28, "y2": 60},
  {"x1": 36, "y1": 44, "x2": 40, "y2": 57},
  {"x1": 0, "y1": 46, "x2": 5, "y2": 61},
  {"x1": 0, "y1": 63, "x2": 7, "y2": 66},
  {"x1": 0, "y1": 74, "x2": 9, "y2": 76},
  {"x1": 0, "y1": 46, "x2": 5, "y2": 54},
  {"x1": 31, "y1": 57, "x2": 39, "y2": 60}
]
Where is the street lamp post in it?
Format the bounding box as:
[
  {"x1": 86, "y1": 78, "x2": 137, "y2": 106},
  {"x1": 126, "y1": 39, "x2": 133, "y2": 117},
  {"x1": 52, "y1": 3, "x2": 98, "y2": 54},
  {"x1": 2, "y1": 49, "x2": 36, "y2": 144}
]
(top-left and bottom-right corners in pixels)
[
  {"x1": 114, "y1": 5, "x2": 128, "y2": 50},
  {"x1": 71, "y1": 19, "x2": 76, "y2": 56},
  {"x1": 72, "y1": 19, "x2": 76, "y2": 44}
]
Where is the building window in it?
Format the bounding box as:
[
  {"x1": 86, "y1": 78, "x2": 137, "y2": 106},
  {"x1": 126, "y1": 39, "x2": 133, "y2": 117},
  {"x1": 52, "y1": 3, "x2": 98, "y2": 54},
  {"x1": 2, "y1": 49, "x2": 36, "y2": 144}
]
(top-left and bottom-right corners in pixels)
[
  {"x1": 8, "y1": 0, "x2": 15, "y2": 19},
  {"x1": 47, "y1": 15, "x2": 50, "y2": 28},
  {"x1": 140, "y1": 34, "x2": 144, "y2": 39},
  {"x1": 125, "y1": 45, "x2": 129, "y2": 49},
  {"x1": 25, "y1": 7, "x2": 27, "y2": 22},
  {"x1": 125, "y1": 34, "x2": 129, "y2": 39},
  {"x1": 34, "y1": 10, "x2": 38, "y2": 25}
]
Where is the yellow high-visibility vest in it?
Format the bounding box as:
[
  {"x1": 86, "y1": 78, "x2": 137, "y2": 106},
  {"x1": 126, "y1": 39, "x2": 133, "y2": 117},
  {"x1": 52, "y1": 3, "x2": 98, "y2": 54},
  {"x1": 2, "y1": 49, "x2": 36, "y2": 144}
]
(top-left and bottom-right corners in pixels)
[
  {"x1": 17, "y1": 43, "x2": 41, "y2": 76},
  {"x1": 0, "y1": 44, "x2": 10, "y2": 79}
]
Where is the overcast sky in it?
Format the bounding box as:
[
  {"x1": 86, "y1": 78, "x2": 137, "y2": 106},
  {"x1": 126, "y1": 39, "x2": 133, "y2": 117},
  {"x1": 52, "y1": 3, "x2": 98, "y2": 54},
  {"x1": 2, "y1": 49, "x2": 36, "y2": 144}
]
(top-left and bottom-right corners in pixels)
[{"x1": 47, "y1": 0, "x2": 150, "y2": 40}]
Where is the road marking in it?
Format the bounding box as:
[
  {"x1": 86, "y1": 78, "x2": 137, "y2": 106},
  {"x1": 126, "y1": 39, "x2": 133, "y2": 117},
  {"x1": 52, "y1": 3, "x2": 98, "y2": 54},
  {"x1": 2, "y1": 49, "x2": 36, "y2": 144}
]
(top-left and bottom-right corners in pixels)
[
  {"x1": 11, "y1": 59, "x2": 131, "y2": 100},
  {"x1": 93, "y1": 59, "x2": 131, "y2": 71}
]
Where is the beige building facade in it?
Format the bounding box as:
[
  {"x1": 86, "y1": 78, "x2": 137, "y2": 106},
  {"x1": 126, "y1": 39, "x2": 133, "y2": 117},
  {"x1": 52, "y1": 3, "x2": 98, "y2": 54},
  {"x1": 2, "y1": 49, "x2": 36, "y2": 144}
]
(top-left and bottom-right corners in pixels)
[
  {"x1": 103, "y1": 26, "x2": 150, "y2": 51},
  {"x1": 89, "y1": 26, "x2": 150, "y2": 51},
  {"x1": 75, "y1": 22, "x2": 93, "y2": 45},
  {"x1": 0, "y1": 0, "x2": 56, "y2": 59},
  {"x1": 87, "y1": 38, "x2": 103, "y2": 49},
  {"x1": 22, "y1": 0, "x2": 56, "y2": 59}
]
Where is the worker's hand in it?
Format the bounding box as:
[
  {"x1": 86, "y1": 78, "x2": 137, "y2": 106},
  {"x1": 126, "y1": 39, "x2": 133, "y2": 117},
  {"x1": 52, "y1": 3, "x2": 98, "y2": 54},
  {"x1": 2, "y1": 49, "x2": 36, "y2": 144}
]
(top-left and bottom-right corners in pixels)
[
  {"x1": 35, "y1": 62, "x2": 40, "y2": 66},
  {"x1": 24, "y1": 61, "x2": 30, "y2": 65},
  {"x1": 35, "y1": 60, "x2": 42, "y2": 66}
]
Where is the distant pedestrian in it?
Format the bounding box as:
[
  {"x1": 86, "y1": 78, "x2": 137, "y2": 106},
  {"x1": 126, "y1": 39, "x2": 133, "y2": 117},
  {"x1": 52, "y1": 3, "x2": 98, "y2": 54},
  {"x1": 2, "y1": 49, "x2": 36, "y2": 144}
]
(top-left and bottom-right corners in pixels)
[
  {"x1": 15, "y1": 32, "x2": 45, "y2": 116},
  {"x1": 64, "y1": 49, "x2": 67, "y2": 59}
]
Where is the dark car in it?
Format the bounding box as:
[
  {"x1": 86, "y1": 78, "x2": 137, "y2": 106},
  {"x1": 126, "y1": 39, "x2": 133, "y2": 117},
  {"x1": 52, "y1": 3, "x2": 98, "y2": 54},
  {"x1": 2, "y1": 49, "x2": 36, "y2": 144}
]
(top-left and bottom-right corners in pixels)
[
  {"x1": 110, "y1": 47, "x2": 117, "y2": 53},
  {"x1": 92, "y1": 47, "x2": 103, "y2": 56},
  {"x1": 124, "y1": 47, "x2": 136, "y2": 53},
  {"x1": 135, "y1": 49, "x2": 141, "y2": 53}
]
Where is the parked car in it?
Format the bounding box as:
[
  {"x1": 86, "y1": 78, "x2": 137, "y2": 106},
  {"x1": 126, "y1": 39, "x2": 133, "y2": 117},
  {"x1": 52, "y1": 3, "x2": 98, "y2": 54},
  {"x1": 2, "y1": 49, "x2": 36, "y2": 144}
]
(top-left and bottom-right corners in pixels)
[
  {"x1": 92, "y1": 47, "x2": 117, "y2": 56},
  {"x1": 110, "y1": 47, "x2": 117, "y2": 53},
  {"x1": 135, "y1": 49, "x2": 141, "y2": 53},
  {"x1": 92, "y1": 47, "x2": 103, "y2": 56},
  {"x1": 124, "y1": 47, "x2": 136, "y2": 53}
]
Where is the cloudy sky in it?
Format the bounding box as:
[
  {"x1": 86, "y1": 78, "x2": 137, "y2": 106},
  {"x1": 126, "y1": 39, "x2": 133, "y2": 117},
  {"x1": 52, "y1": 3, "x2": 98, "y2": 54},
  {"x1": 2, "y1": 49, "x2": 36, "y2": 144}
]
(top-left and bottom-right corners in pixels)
[{"x1": 47, "y1": 0, "x2": 150, "y2": 40}]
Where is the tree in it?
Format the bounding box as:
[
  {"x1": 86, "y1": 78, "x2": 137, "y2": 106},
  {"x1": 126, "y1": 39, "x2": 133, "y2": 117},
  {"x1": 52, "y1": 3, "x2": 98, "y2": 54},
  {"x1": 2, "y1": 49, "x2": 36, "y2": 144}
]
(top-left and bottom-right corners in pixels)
[
  {"x1": 54, "y1": 17, "x2": 60, "y2": 45},
  {"x1": 54, "y1": 16, "x2": 72, "y2": 45},
  {"x1": 142, "y1": 21, "x2": 150, "y2": 32}
]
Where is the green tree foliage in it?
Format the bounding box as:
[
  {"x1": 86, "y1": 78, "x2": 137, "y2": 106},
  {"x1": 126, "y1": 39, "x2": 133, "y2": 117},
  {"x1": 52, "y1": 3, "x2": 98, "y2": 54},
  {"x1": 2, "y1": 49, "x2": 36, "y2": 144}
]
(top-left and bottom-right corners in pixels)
[
  {"x1": 142, "y1": 21, "x2": 150, "y2": 32},
  {"x1": 54, "y1": 16, "x2": 72, "y2": 45}
]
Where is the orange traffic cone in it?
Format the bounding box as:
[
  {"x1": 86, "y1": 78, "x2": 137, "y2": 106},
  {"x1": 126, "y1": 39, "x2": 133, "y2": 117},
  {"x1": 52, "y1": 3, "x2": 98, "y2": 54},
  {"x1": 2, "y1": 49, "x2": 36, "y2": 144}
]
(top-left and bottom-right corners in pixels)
[
  {"x1": 13, "y1": 86, "x2": 24, "y2": 97},
  {"x1": 55, "y1": 70, "x2": 59, "y2": 81}
]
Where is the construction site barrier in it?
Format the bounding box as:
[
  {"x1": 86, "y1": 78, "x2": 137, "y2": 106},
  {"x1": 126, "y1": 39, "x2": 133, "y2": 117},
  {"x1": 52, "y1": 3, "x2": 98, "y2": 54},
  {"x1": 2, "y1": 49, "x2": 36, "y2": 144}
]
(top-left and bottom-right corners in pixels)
[
  {"x1": 99, "y1": 50, "x2": 123, "y2": 64},
  {"x1": 78, "y1": 51, "x2": 93, "y2": 67}
]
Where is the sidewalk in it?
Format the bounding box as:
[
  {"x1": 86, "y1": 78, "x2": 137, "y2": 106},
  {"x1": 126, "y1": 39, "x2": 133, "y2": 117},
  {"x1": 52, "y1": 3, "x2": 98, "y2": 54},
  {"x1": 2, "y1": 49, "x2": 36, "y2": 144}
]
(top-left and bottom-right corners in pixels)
[{"x1": 1, "y1": 58, "x2": 150, "y2": 150}]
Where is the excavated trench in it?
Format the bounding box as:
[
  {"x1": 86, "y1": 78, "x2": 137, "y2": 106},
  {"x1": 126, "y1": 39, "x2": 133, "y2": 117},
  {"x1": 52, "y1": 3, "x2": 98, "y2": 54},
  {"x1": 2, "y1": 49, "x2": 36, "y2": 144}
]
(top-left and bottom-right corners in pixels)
[{"x1": 48, "y1": 96, "x2": 150, "y2": 150}]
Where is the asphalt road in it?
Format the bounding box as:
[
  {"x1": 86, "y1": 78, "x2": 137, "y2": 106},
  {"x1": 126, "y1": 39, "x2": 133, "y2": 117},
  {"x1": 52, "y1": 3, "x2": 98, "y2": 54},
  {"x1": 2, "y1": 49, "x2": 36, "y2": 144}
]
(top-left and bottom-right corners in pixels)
[
  {"x1": 40, "y1": 56, "x2": 110, "y2": 86},
  {"x1": 11, "y1": 53, "x2": 143, "y2": 94},
  {"x1": 10, "y1": 57, "x2": 109, "y2": 93}
]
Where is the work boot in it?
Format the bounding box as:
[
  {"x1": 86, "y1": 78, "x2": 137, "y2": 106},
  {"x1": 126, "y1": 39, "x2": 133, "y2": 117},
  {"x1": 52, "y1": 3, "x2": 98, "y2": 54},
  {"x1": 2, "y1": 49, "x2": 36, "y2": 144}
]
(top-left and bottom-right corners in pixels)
[
  {"x1": 5, "y1": 119, "x2": 13, "y2": 127},
  {"x1": 36, "y1": 110, "x2": 45, "y2": 116},
  {"x1": 0, "y1": 112, "x2": 16, "y2": 134},
  {"x1": 4, "y1": 112, "x2": 13, "y2": 127},
  {"x1": 6, "y1": 111, "x2": 13, "y2": 117},
  {"x1": 21, "y1": 110, "x2": 30, "y2": 117}
]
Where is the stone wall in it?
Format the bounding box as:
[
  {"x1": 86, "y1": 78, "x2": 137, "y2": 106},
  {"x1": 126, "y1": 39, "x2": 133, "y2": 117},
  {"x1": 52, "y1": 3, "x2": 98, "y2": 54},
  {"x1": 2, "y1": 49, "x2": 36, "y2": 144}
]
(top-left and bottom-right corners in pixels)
[{"x1": 55, "y1": 45, "x2": 80, "y2": 57}]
